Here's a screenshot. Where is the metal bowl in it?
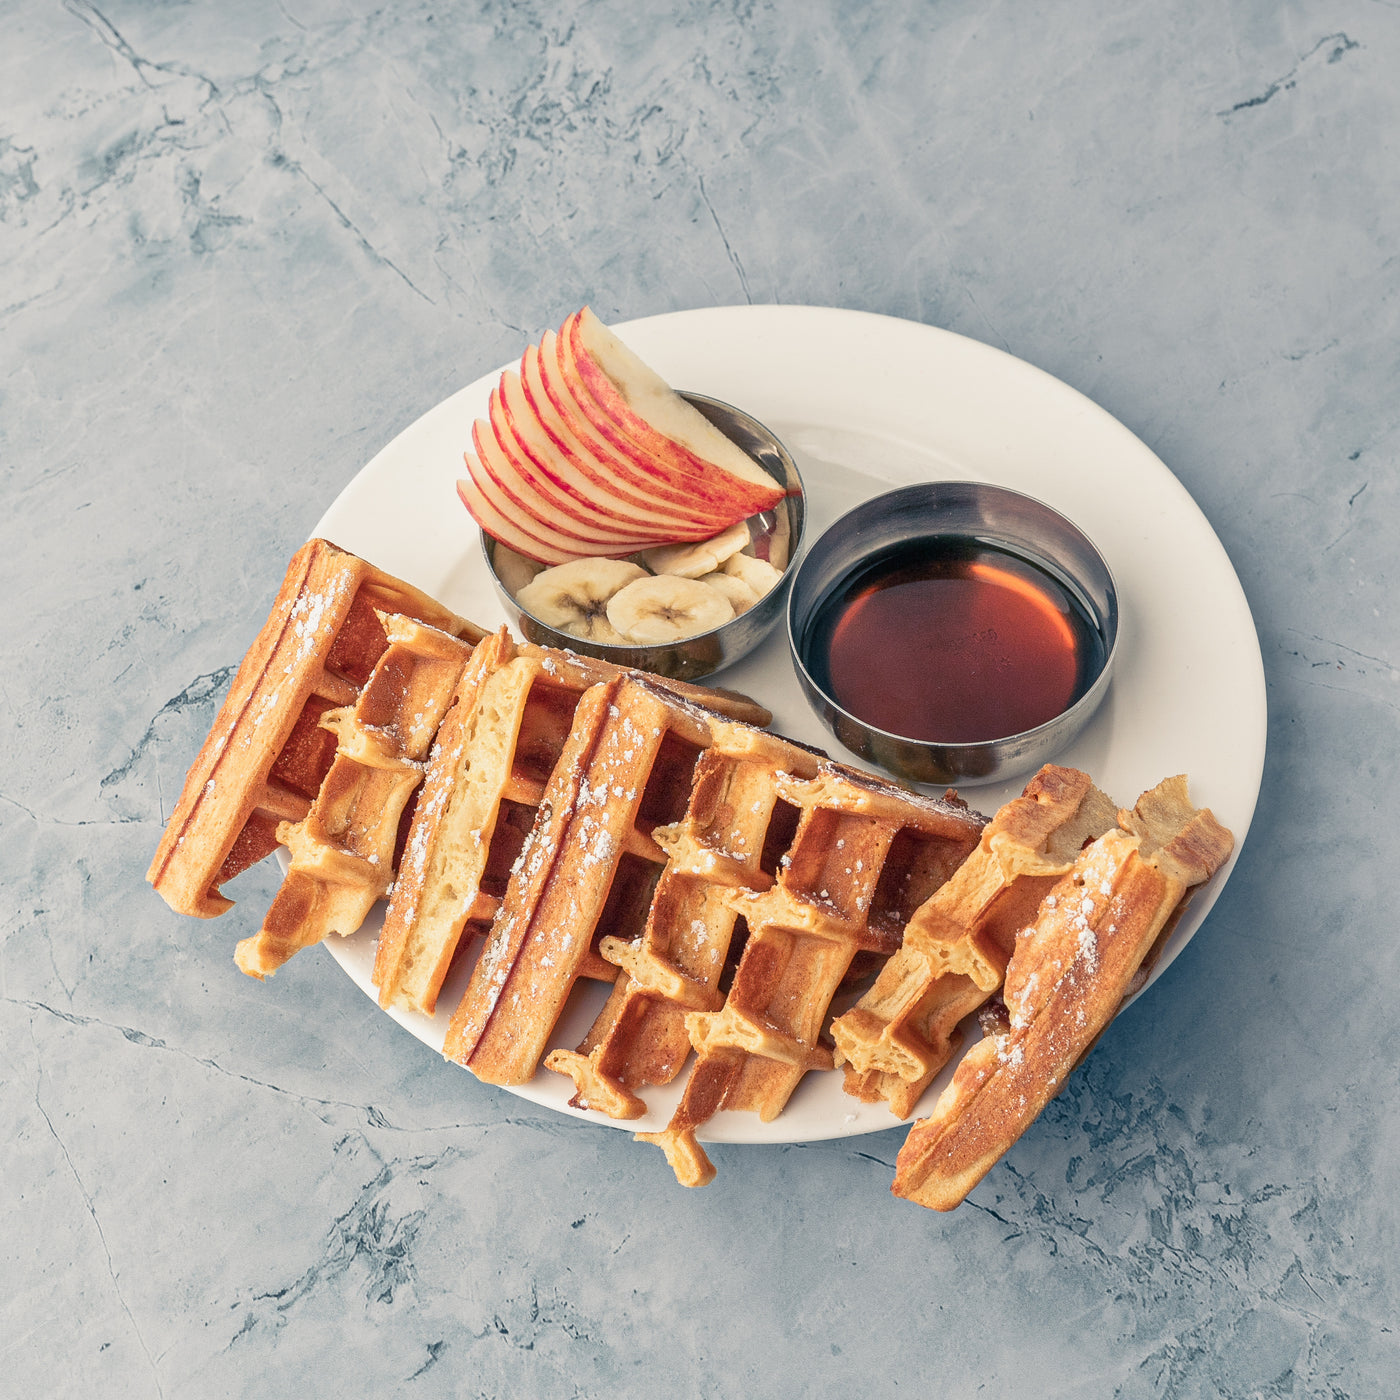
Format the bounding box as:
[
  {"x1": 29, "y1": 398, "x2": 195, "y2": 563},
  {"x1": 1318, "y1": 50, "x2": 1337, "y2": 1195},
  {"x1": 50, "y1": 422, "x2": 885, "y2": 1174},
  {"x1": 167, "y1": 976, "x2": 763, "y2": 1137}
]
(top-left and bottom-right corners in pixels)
[
  {"x1": 484, "y1": 392, "x2": 805, "y2": 683},
  {"x1": 787, "y1": 482, "x2": 1118, "y2": 787}
]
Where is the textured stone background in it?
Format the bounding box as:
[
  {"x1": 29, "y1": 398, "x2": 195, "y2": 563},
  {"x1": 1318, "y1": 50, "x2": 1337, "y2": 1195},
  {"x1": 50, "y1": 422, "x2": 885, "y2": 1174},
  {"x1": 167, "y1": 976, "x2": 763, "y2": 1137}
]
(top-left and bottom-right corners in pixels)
[{"x1": 3, "y1": 2, "x2": 1396, "y2": 1396}]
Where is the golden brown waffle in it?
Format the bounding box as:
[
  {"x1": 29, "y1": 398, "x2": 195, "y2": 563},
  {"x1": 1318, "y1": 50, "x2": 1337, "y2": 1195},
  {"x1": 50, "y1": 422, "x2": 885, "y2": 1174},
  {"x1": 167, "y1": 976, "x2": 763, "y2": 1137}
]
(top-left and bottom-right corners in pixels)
[
  {"x1": 147, "y1": 539, "x2": 482, "y2": 919},
  {"x1": 442, "y1": 671, "x2": 980, "y2": 1167},
  {"x1": 442, "y1": 674, "x2": 721, "y2": 1081},
  {"x1": 892, "y1": 775, "x2": 1233, "y2": 1211},
  {"x1": 233, "y1": 613, "x2": 474, "y2": 978},
  {"x1": 373, "y1": 632, "x2": 773, "y2": 1016},
  {"x1": 830, "y1": 765, "x2": 1120, "y2": 1117},
  {"x1": 636, "y1": 763, "x2": 985, "y2": 1188},
  {"x1": 545, "y1": 720, "x2": 827, "y2": 1119}
]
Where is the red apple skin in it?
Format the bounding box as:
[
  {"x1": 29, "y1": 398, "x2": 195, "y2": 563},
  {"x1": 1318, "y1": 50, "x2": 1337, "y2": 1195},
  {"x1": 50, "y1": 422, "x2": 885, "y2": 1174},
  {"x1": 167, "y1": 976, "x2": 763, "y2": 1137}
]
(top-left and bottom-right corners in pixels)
[
  {"x1": 563, "y1": 309, "x2": 783, "y2": 515},
  {"x1": 551, "y1": 313, "x2": 766, "y2": 517},
  {"x1": 494, "y1": 373, "x2": 649, "y2": 537},
  {"x1": 455, "y1": 466, "x2": 583, "y2": 565},
  {"x1": 500, "y1": 362, "x2": 718, "y2": 540},
  {"x1": 471, "y1": 417, "x2": 609, "y2": 556},
  {"x1": 530, "y1": 333, "x2": 738, "y2": 527},
  {"x1": 561, "y1": 310, "x2": 784, "y2": 519},
  {"x1": 542, "y1": 321, "x2": 767, "y2": 520},
  {"x1": 458, "y1": 306, "x2": 787, "y2": 565},
  {"x1": 484, "y1": 384, "x2": 656, "y2": 547},
  {"x1": 519, "y1": 341, "x2": 734, "y2": 534},
  {"x1": 556, "y1": 331, "x2": 780, "y2": 529},
  {"x1": 569, "y1": 305, "x2": 777, "y2": 492},
  {"x1": 471, "y1": 420, "x2": 667, "y2": 558}
]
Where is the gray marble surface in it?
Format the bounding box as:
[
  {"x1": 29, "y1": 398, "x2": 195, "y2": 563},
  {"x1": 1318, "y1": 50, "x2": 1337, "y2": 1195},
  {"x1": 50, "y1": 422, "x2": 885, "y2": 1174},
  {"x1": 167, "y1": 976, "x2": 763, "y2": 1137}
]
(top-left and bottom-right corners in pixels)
[{"x1": 4, "y1": 2, "x2": 1397, "y2": 1395}]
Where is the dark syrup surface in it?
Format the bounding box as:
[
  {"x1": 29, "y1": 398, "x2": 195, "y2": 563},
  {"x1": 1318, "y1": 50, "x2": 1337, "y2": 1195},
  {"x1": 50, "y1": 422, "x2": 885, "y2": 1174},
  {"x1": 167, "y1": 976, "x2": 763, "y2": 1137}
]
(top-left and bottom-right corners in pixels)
[{"x1": 803, "y1": 536, "x2": 1106, "y2": 744}]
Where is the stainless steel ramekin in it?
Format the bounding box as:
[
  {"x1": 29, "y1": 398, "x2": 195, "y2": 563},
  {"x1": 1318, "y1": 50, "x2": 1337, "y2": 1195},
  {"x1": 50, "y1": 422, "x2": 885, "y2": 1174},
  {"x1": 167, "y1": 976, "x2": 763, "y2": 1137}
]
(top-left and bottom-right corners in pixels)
[{"x1": 786, "y1": 481, "x2": 1118, "y2": 787}]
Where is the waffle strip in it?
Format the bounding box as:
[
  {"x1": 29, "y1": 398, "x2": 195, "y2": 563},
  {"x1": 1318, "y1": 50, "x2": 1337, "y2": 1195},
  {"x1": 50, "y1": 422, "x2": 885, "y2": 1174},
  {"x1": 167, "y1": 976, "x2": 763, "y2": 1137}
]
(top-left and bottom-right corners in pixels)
[
  {"x1": 372, "y1": 631, "x2": 772, "y2": 1015},
  {"x1": 546, "y1": 723, "x2": 825, "y2": 1118},
  {"x1": 830, "y1": 765, "x2": 1120, "y2": 1117},
  {"x1": 892, "y1": 776, "x2": 1234, "y2": 1210},
  {"x1": 234, "y1": 614, "x2": 474, "y2": 977},
  {"x1": 638, "y1": 764, "x2": 985, "y2": 1187},
  {"x1": 443, "y1": 675, "x2": 717, "y2": 1083},
  {"x1": 147, "y1": 539, "x2": 481, "y2": 919}
]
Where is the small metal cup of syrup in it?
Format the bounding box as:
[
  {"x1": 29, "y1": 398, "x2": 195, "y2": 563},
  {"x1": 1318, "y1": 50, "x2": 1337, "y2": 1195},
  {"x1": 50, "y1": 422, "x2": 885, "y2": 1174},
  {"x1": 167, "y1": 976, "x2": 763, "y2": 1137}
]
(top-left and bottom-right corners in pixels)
[{"x1": 787, "y1": 482, "x2": 1118, "y2": 787}]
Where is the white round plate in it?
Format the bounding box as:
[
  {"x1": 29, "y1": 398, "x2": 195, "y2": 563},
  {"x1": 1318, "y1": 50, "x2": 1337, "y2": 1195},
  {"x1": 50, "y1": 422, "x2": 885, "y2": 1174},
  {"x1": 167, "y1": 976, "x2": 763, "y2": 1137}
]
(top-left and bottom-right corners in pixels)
[{"x1": 313, "y1": 305, "x2": 1265, "y2": 1145}]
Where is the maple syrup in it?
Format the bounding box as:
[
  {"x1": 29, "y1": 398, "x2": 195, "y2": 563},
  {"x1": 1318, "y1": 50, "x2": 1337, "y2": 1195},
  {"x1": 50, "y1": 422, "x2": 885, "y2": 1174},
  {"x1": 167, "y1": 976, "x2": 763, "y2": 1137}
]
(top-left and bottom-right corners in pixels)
[{"x1": 800, "y1": 536, "x2": 1107, "y2": 744}]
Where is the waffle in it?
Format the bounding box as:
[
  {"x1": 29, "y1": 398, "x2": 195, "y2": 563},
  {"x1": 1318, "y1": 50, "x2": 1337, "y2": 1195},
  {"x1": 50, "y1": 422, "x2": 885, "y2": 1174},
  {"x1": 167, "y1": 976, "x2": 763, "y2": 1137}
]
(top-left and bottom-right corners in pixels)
[
  {"x1": 233, "y1": 613, "x2": 474, "y2": 977},
  {"x1": 147, "y1": 539, "x2": 482, "y2": 919},
  {"x1": 440, "y1": 670, "x2": 981, "y2": 1181},
  {"x1": 545, "y1": 720, "x2": 827, "y2": 1119},
  {"x1": 442, "y1": 673, "x2": 719, "y2": 1080},
  {"x1": 830, "y1": 765, "x2": 1120, "y2": 1117},
  {"x1": 892, "y1": 775, "x2": 1234, "y2": 1210},
  {"x1": 373, "y1": 631, "x2": 772, "y2": 1016},
  {"x1": 635, "y1": 761, "x2": 986, "y2": 1188}
]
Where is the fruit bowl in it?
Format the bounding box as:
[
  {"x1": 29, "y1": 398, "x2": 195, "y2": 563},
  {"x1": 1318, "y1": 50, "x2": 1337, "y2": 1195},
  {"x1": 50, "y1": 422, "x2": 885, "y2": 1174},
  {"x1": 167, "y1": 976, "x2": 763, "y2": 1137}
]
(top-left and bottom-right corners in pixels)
[{"x1": 484, "y1": 393, "x2": 805, "y2": 682}]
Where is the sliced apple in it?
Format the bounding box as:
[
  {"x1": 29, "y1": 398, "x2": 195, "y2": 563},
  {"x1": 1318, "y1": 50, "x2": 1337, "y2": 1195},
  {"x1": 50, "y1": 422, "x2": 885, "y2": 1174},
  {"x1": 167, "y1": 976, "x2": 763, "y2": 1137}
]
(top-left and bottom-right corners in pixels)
[
  {"x1": 522, "y1": 339, "x2": 733, "y2": 530},
  {"x1": 502, "y1": 359, "x2": 720, "y2": 539},
  {"x1": 531, "y1": 334, "x2": 740, "y2": 526},
  {"x1": 484, "y1": 384, "x2": 654, "y2": 547},
  {"x1": 457, "y1": 306, "x2": 786, "y2": 562},
  {"x1": 494, "y1": 375, "x2": 653, "y2": 538},
  {"x1": 455, "y1": 461, "x2": 587, "y2": 566},
  {"x1": 565, "y1": 307, "x2": 786, "y2": 519},
  {"x1": 471, "y1": 423, "x2": 669, "y2": 559},
  {"x1": 474, "y1": 406, "x2": 694, "y2": 558},
  {"x1": 471, "y1": 419, "x2": 618, "y2": 557},
  {"x1": 550, "y1": 320, "x2": 777, "y2": 521}
]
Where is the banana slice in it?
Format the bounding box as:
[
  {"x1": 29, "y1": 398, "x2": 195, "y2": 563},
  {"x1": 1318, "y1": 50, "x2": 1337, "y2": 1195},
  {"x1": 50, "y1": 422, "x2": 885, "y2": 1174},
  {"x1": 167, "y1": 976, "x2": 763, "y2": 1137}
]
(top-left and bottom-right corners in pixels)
[
  {"x1": 607, "y1": 575, "x2": 735, "y2": 643},
  {"x1": 697, "y1": 570, "x2": 760, "y2": 614},
  {"x1": 492, "y1": 544, "x2": 545, "y2": 595},
  {"x1": 640, "y1": 520, "x2": 752, "y2": 579},
  {"x1": 516, "y1": 558, "x2": 647, "y2": 642},
  {"x1": 722, "y1": 551, "x2": 785, "y2": 598}
]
